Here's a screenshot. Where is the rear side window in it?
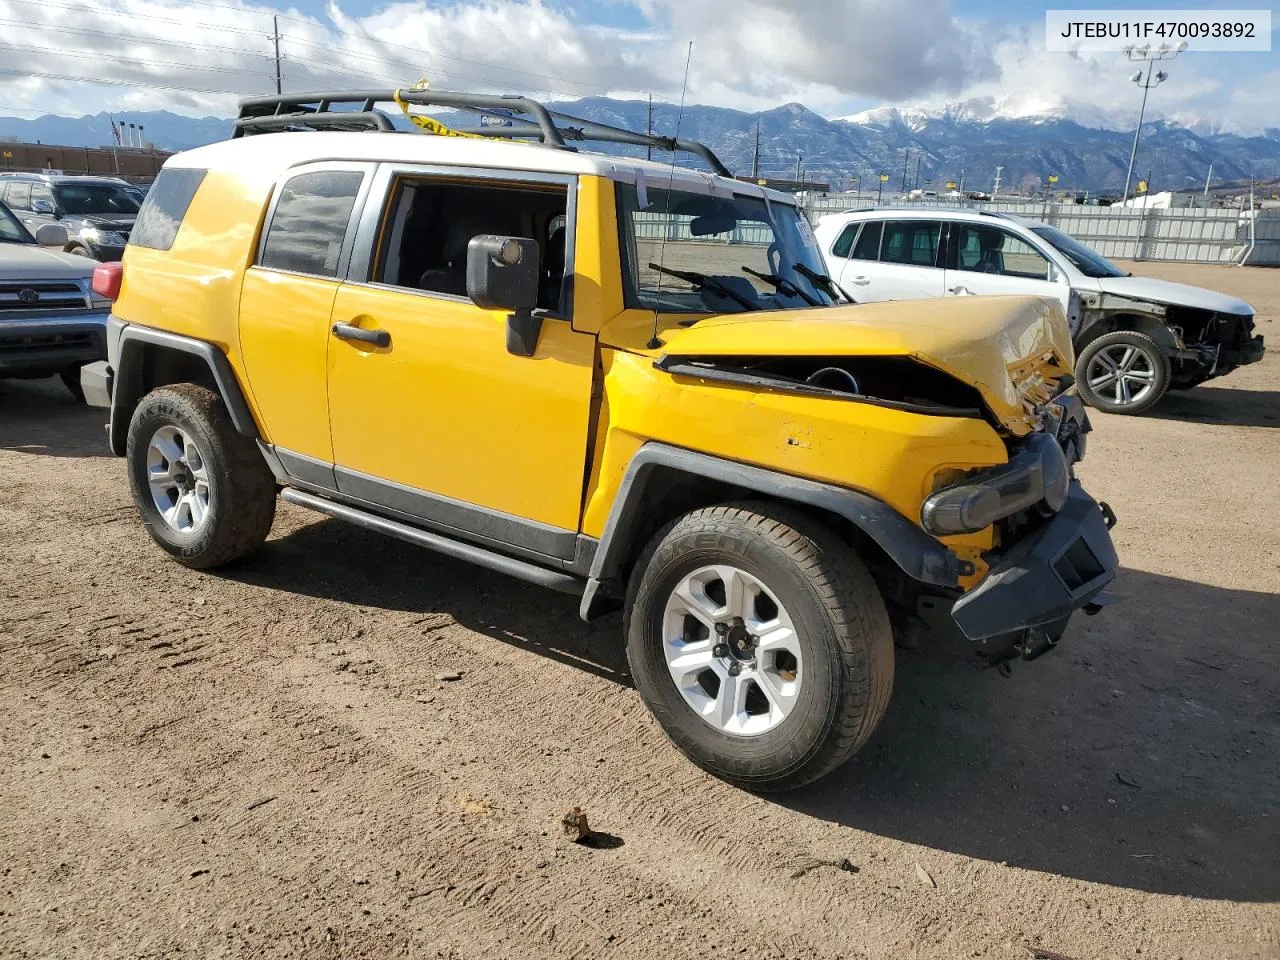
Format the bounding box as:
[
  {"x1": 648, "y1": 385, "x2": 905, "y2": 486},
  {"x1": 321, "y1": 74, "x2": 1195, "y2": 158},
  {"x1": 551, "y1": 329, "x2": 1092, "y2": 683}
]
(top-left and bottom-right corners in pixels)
[
  {"x1": 131, "y1": 168, "x2": 207, "y2": 251},
  {"x1": 260, "y1": 171, "x2": 365, "y2": 277},
  {"x1": 830, "y1": 223, "x2": 858, "y2": 258},
  {"x1": 850, "y1": 221, "x2": 882, "y2": 261},
  {"x1": 4, "y1": 183, "x2": 31, "y2": 210},
  {"x1": 881, "y1": 220, "x2": 943, "y2": 267}
]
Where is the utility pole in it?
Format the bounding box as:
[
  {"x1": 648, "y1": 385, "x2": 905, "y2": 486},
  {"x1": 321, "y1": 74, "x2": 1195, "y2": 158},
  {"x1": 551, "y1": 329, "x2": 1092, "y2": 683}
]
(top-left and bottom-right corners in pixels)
[
  {"x1": 900, "y1": 150, "x2": 910, "y2": 193},
  {"x1": 647, "y1": 95, "x2": 653, "y2": 162},
  {"x1": 1203, "y1": 162, "x2": 1213, "y2": 200},
  {"x1": 795, "y1": 154, "x2": 802, "y2": 182},
  {"x1": 877, "y1": 174, "x2": 885, "y2": 203},
  {"x1": 273, "y1": 15, "x2": 283, "y2": 95},
  {"x1": 914, "y1": 155, "x2": 922, "y2": 190},
  {"x1": 958, "y1": 169, "x2": 965, "y2": 194},
  {"x1": 751, "y1": 121, "x2": 760, "y2": 180},
  {"x1": 1121, "y1": 41, "x2": 1185, "y2": 201},
  {"x1": 992, "y1": 165, "x2": 1003, "y2": 201}
]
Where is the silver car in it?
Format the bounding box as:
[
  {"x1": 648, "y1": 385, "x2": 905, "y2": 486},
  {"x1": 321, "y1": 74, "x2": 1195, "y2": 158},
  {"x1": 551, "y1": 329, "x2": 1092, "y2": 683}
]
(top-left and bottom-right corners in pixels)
[{"x1": 0, "y1": 200, "x2": 112, "y2": 401}]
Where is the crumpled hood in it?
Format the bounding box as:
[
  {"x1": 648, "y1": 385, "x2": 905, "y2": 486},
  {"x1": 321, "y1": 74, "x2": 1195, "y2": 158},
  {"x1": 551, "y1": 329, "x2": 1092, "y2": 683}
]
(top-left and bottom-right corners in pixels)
[
  {"x1": 0, "y1": 242, "x2": 96, "y2": 281},
  {"x1": 1095, "y1": 275, "x2": 1253, "y2": 316},
  {"x1": 652, "y1": 295, "x2": 1074, "y2": 432}
]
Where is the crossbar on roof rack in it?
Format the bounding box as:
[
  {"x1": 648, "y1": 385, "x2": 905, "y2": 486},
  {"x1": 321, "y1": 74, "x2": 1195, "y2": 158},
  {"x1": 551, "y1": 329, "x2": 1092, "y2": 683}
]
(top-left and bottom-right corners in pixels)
[{"x1": 233, "y1": 89, "x2": 732, "y2": 177}]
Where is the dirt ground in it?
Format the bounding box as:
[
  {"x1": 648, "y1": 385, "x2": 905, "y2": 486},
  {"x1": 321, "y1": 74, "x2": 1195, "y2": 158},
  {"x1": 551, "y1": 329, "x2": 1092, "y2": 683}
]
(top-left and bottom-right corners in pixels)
[{"x1": 1, "y1": 262, "x2": 1277, "y2": 960}]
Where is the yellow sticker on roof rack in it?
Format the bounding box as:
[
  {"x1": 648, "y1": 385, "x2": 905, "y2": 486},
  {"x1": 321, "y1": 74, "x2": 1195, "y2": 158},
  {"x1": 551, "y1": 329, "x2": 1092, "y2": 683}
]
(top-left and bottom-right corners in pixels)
[{"x1": 393, "y1": 88, "x2": 484, "y2": 138}]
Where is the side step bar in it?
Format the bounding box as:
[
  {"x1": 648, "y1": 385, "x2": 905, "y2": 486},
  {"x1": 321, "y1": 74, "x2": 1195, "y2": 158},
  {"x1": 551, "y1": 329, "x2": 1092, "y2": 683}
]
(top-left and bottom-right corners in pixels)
[{"x1": 280, "y1": 488, "x2": 584, "y2": 596}]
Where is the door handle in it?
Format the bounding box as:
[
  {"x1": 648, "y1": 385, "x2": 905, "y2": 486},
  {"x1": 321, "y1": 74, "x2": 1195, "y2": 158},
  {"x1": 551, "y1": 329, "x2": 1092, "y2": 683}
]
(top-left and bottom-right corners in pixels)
[
  {"x1": 850, "y1": 276, "x2": 871, "y2": 286},
  {"x1": 949, "y1": 285, "x2": 972, "y2": 296},
  {"x1": 332, "y1": 322, "x2": 390, "y2": 348}
]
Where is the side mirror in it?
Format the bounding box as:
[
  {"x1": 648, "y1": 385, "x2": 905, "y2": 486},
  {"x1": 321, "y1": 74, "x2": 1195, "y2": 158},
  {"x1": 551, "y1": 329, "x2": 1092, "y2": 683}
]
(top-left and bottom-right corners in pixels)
[
  {"x1": 35, "y1": 223, "x2": 69, "y2": 247},
  {"x1": 31, "y1": 199, "x2": 55, "y2": 215},
  {"x1": 466, "y1": 235, "x2": 542, "y2": 357}
]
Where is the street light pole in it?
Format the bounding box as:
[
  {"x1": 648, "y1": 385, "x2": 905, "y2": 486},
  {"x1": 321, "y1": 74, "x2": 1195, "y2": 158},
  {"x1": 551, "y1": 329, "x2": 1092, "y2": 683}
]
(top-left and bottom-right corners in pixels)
[{"x1": 1121, "y1": 41, "x2": 1186, "y2": 202}]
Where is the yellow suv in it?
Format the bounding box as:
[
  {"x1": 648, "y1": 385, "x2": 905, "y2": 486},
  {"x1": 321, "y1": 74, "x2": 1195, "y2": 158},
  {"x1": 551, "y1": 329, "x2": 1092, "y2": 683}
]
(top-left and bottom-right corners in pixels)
[{"x1": 83, "y1": 90, "x2": 1118, "y2": 791}]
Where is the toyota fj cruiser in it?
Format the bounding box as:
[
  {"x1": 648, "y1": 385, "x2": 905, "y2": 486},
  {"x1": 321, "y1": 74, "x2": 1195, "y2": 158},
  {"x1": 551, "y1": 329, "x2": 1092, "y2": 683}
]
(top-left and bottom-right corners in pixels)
[{"x1": 83, "y1": 89, "x2": 1118, "y2": 791}]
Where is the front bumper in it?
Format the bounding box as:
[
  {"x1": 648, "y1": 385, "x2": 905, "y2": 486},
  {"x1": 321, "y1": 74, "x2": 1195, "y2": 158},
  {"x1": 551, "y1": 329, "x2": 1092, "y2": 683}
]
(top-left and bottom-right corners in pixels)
[
  {"x1": 0, "y1": 311, "x2": 109, "y2": 377},
  {"x1": 949, "y1": 480, "x2": 1118, "y2": 642},
  {"x1": 1239, "y1": 335, "x2": 1265, "y2": 366}
]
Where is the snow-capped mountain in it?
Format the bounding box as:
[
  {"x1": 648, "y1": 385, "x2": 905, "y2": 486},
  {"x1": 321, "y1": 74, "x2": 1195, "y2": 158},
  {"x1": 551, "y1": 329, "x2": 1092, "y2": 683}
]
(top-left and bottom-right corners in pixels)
[
  {"x1": 2, "y1": 97, "x2": 1277, "y2": 193},
  {"x1": 836, "y1": 95, "x2": 1262, "y2": 137}
]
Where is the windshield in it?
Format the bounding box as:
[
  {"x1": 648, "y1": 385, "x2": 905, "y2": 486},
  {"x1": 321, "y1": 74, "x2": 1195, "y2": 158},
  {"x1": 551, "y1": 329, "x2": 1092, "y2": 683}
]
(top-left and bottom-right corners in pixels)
[
  {"x1": 52, "y1": 183, "x2": 142, "y2": 217},
  {"x1": 616, "y1": 183, "x2": 835, "y2": 314},
  {"x1": 1030, "y1": 224, "x2": 1126, "y2": 278},
  {"x1": 0, "y1": 202, "x2": 33, "y2": 244}
]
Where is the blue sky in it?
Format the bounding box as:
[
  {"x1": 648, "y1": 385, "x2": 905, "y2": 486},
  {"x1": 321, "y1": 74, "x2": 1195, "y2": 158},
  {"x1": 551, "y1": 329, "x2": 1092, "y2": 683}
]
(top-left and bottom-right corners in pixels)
[{"x1": 0, "y1": 0, "x2": 1275, "y2": 132}]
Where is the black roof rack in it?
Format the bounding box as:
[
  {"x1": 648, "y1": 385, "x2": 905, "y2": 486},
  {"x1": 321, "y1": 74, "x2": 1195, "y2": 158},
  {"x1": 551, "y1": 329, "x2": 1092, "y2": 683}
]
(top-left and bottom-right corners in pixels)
[{"x1": 233, "y1": 89, "x2": 732, "y2": 177}]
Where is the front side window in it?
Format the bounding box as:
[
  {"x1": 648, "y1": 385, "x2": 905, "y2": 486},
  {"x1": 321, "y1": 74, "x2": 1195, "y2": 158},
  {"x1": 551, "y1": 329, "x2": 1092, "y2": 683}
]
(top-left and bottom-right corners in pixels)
[
  {"x1": 953, "y1": 225, "x2": 1051, "y2": 280},
  {"x1": 131, "y1": 167, "x2": 207, "y2": 251},
  {"x1": 259, "y1": 171, "x2": 365, "y2": 277},
  {"x1": 0, "y1": 201, "x2": 33, "y2": 244},
  {"x1": 881, "y1": 220, "x2": 943, "y2": 267},
  {"x1": 830, "y1": 223, "x2": 858, "y2": 258},
  {"x1": 616, "y1": 184, "x2": 834, "y2": 314},
  {"x1": 1031, "y1": 224, "x2": 1125, "y2": 278},
  {"x1": 373, "y1": 176, "x2": 569, "y2": 311},
  {"x1": 850, "y1": 221, "x2": 882, "y2": 260},
  {"x1": 51, "y1": 183, "x2": 141, "y2": 216}
]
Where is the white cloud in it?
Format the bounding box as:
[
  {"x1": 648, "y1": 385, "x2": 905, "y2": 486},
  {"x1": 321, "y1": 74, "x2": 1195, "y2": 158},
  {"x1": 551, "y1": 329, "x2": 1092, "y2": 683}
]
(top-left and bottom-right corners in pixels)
[
  {"x1": 889, "y1": 25, "x2": 1275, "y2": 134},
  {"x1": 0, "y1": 0, "x2": 1272, "y2": 133}
]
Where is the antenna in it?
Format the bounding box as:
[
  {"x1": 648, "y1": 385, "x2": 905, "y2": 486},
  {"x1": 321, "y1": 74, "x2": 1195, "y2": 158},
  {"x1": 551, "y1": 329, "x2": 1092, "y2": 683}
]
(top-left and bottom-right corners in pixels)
[{"x1": 646, "y1": 41, "x2": 694, "y2": 351}]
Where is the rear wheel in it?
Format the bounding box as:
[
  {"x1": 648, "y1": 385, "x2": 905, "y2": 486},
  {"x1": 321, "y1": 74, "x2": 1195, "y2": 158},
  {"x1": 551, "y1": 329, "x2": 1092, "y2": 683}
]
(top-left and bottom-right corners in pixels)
[
  {"x1": 625, "y1": 502, "x2": 894, "y2": 792},
  {"x1": 126, "y1": 383, "x2": 276, "y2": 569},
  {"x1": 1075, "y1": 330, "x2": 1170, "y2": 415}
]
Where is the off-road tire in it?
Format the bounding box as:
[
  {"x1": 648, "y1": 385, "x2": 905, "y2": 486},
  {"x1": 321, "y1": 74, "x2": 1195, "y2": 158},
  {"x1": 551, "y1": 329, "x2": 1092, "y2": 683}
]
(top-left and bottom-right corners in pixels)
[
  {"x1": 1075, "y1": 330, "x2": 1171, "y2": 415},
  {"x1": 59, "y1": 367, "x2": 85, "y2": 403},
  {"x1": 126, "y1": 383, "x2": 276, "y2": 569},
  {"x1": 625, "y1": 501, "x2": 894, "y2": 792}
]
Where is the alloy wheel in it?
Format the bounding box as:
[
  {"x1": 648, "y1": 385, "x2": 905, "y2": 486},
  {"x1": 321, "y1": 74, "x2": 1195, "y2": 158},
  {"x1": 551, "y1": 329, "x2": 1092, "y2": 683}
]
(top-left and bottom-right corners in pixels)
[
  {"x1": 1086, "y1": 343, "x2": 1158, "y2": 407},
  {"x1": 661, "y1": 564, "x2": 802, "y2": 736},
  {"x1": 146, "y1": 425, "x2": 212, "y2": 535}
]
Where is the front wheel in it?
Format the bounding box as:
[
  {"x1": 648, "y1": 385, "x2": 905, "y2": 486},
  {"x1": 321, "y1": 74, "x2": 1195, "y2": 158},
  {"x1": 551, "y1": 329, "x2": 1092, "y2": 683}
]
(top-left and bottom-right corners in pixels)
[
  {"x1": 126, "y1": 383, "x2": 277, "y2": 569},
  {"x1": 625, "y1": 502, "x2": 894, "y2": 792},
  {"x1": 1075, "y1": 330, "x2": 1171, "y2": 415}
]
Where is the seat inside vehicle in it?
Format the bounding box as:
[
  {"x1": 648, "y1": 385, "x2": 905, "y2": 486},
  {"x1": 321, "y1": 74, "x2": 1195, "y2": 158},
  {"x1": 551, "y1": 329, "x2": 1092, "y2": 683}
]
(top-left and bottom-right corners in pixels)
[{"x1": 377, "y1": 178, "x2": 569, "y2": 311}]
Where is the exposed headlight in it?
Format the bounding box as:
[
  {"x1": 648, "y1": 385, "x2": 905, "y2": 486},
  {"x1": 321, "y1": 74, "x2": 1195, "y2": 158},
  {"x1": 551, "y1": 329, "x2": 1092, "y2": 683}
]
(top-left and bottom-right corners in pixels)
[
  {"x1": 921, "y1": 484, "x2": 1006, "y2": 537},
  {"x1": 80, "y1": 227, "x2": 127, "y2": 246},
  {"x1": 1040, "y1": 434, "x2": 1070, "y2": 513},
  {"x1": 921, "y1": 433, "x2": 1070, "y2": 537}
]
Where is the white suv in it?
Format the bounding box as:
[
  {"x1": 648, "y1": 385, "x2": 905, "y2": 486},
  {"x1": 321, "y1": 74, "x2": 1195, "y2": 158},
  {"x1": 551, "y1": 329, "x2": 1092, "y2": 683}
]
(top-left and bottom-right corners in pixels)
[{"x1": 814, "y1": 208, "x2": 1264, "y2": 414}]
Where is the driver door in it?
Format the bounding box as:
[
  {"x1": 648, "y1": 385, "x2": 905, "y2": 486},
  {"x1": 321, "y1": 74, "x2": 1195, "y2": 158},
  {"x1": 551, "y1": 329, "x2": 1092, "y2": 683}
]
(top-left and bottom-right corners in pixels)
[
  {"x1": 325, "y1": 167, "x2": 596, "y2": 559},
  {"x1": 943, "y1": 223, "x2": 1070, "y2": 317}
]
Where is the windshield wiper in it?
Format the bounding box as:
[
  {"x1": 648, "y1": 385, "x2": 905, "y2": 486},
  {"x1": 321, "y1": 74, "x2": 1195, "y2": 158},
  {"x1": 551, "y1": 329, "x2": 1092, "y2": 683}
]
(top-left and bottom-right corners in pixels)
[
  {"x1": 648, "y1": 262, "x2": 760, "y2": 312},
  {"x1": 792, "y1": 262, "x2": 856, "y2": 304},
  {"x1": 740, "y1": 266, "x2": 820, "y2": 306}
]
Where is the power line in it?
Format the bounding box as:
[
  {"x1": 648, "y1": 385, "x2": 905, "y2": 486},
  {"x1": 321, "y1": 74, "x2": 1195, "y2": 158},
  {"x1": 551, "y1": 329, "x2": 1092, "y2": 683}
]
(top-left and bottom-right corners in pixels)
[
  {"x1": 6, "y1": 0, "x2": 272, "y2": 37},
  {"x1": 0, "y1": 42, "x2": 275, "y2": 80},
  {"x1": 0, "y1": 66, "x2": 251, "y2": 99},
  {"x1": 278, "y1": 31, "x2": 604, "y2": 92},
  {"x1": 0, "y1": 17, "x2": 276, "y2": 59}
]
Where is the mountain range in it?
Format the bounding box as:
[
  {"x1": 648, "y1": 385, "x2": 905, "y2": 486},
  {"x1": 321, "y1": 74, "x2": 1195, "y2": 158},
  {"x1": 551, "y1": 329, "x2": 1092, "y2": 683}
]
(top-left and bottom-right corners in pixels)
[{"x1": 2, "y1": 98, "x2": 1277, "y2": 194}]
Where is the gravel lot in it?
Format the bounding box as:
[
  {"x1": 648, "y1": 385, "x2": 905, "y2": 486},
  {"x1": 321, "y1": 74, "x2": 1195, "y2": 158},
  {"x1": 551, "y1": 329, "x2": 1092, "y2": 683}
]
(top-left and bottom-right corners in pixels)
[{"x1": 1, "y1": 261, "x2": 1276, "y2": 960}]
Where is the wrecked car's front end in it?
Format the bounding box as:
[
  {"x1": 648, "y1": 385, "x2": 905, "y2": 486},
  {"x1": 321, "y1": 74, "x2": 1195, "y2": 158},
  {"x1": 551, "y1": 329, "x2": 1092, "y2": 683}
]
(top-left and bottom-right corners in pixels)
[{"x1": 592, "y1": 288, "x2": 1119, "y2": 668}]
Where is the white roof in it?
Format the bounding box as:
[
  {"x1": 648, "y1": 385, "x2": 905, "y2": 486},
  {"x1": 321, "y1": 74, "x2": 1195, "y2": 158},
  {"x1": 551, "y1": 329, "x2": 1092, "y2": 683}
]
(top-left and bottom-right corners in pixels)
[
  {"x1": 168, "y1": 130, "x2": 795, "y2": 204},
  {"x1": 818, "y1": 206, "x2": 1041, "y2": 228}
]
